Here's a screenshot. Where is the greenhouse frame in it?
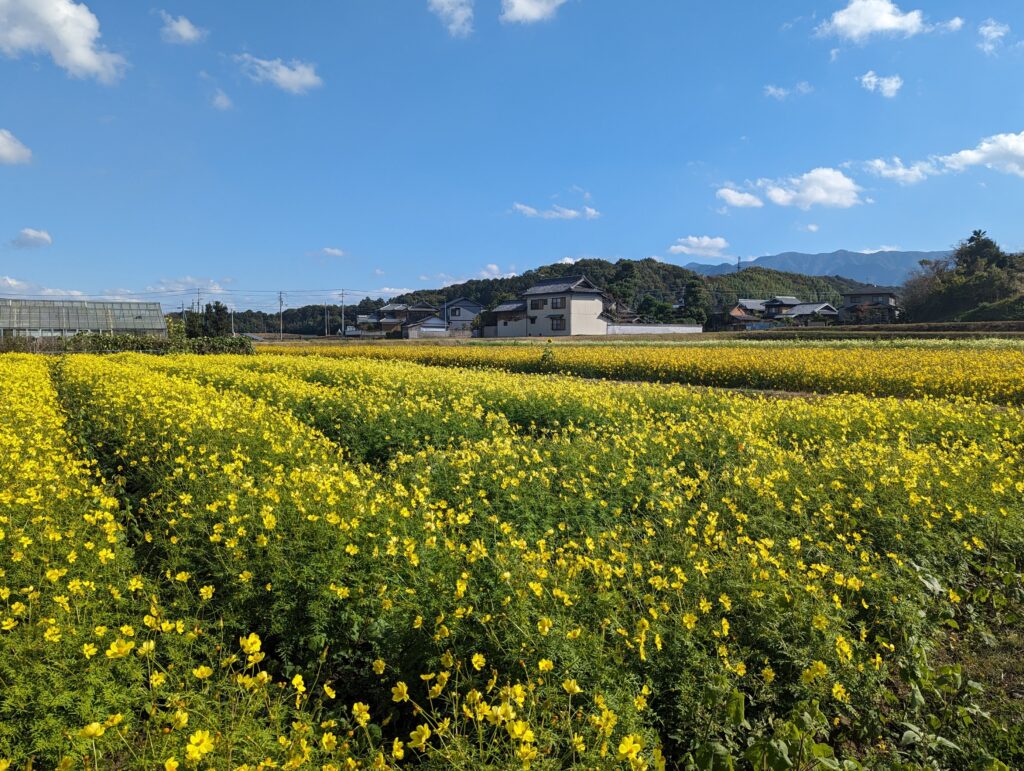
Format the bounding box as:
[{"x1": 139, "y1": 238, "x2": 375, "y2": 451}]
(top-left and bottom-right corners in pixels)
[{"x1": 0, "y1": 299, "x2": 167, "y2": 338}]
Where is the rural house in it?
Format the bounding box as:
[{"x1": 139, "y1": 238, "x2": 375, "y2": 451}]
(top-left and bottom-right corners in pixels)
[
  {"x1": 482, "y1": 275, "x2": 610, "y2": 337},
  {"x1": 440, "y1": 297, "x2": 483, "y2": 332},
  {"x1": 839, "y1": 291, "x2": 900, "y2": 324}
]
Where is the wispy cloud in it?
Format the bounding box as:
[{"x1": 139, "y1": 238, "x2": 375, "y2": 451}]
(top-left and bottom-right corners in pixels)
[
  {"x1": 11, "y1": 227, "x2": 52, "y2": 248},
  {"x1": 0, "y1": 129, "x2": 32, "y2": 164},
  {"x1": 978, "y1": 19, "x2": 1010, "y2": 55},
  {"x1": 716, "y1": 188, "x2": 764, "y2": 208},
  {"x1": 479, "y1": 263, "x2": 517, "y2": 279},
  {"x1": 157, "y1": 10, "x2": 207, "y2": 45},
  {"x1": 0, "y1": 0, "x2": 127, "y2": 83},
  {"x1": 512, "y1": 202, "x2": 601, "y2": 220},
  {"x1": 0, "y1": 275, "x2": 84, "y2": 297},
  {"x1": 211, "y1": 88, "x2": 232, "y2": 110},
  {"x1": 235, "y1": 53, "x2": 323, "y2": 94},
  {"x1": 859, "y1": 70, "x2": 903, "y2": 97},
  {"x1": 428, "y1": 0, "x2": 474, "y2": 37},
  {"x1": 500, "y1": 0, "x2": 569, "y2": 23},
  {"x1": 763, "y1": 81, "x2": 813, "y2": 100}
]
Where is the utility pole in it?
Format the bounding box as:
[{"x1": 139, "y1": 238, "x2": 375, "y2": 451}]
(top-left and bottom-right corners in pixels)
[
  {"x1": 230, "y1": 306, "x2": 235, "y2": 336},
  {"x1": 278, "y1": 291, "x2": 284, "y2": 341},
  {"x1": 324, "y1": 300, "x2": 329, "y2": 337},
  {"x1": 340, "y1": 289, "x2": 346, "y2": 340}
]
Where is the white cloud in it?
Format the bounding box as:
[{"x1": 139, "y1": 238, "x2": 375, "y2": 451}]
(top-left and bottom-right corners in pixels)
[
  {"x1": 558, "y1": 257, "x2": 579, "y2": 265},
  {"x1": 12, "y1": 227, "x2": 52, "y2": 248},
  {"x1": 0, "y1": 128, "x2": 32, "y2": 164},
  {"x1": 716, "y1": 188, "x2": 764, "y2": 208},
  {"x1": 158, "y1": 10, "x2": 206, "y2": 45},
  {"x1": 830, "y1": 47, "x2": 841, "y2": 62},
  {"x1": 500, "y1": 0, "x2": 568, "y2": 23},
  {"x1": 938, "y1": 130, "x2": 1024, "y2": 177},
  {"x1": 868, "y1": 130, "x2": 1024, "y2": 185},
  {"x1": 375, "y1": 286, "x2": 415, "y2": 295},
  {"x1": 373, "y1": 268, "x2": 385, "y2": 276},
  {"x1": 0, "y1": 0, "x2": 127, "y2": 83},
  {"x1": 761, "y1": 167, "x2": 864, "y2": 209},
  {"x1": 511, "y1": 202, "x2": 599, "y2": 220},
  {"x1": 817, "y1": 0, "x2": 958, "y2": 42},
  {"x1": 859, "y1": 70, "x2": 903, "y2": 98},
  {"x1": 235, "y1": 53, "x2": 323, "y2": 94},
  {"x1": 479, "y1": 263, "x2": 517, "y2": 279},
  {"x1": 668, "y1": 235, "x2": 730, "y2": 258},
  {"x1": 978, "y1": 19, "x2": 1010, "y2": 55},
  {"x1": 0, "y1": 275, "x2": 84, "y2": 297},
  {"x1": 211, "y1": 88, "x2": 232, "y2": 110},
  {"x1": 865, "y1": 156, "x2": 937, "y2": 184},
  {"x1": 145, "y1": 276, "x2": 227, "y2": 294},
  {"x1": 803, "y1": 223, "x2": 820, "y2": 232},
  {"x1": 429, "y1": 0, "x2": 473, "y2": 37},
  {"x1": 764, "y1": 81, "x2": 812, "y2": 100},
  {"x1": 318, "y1": 247, "x2": 346, "y2": 257},
  {"x1": 862, "y1": 244, "x2": 901, "y2": 253}
]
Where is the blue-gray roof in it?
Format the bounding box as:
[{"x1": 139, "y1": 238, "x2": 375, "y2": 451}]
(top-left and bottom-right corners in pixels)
[
  {"x1": 443, "y1": 297, "x2": 483, "y2": 310},
  {"x1": 765, "y1": 296, "x2": 802, "y2": 306}
]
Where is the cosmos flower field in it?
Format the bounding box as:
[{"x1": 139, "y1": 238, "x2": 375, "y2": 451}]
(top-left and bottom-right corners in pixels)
[{"x1": 1, "y1": 346, "x2": 1022, "y2": 769}]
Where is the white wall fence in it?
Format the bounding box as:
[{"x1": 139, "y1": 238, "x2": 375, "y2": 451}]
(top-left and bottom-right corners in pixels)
[{"x1": 607, "y1": 324, "x2": 703, "y2": 335}]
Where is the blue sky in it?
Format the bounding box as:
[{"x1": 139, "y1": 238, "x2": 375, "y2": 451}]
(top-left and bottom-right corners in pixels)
[{"x1": 1, "y1": 0, "x2": 1023, "y2": 310}]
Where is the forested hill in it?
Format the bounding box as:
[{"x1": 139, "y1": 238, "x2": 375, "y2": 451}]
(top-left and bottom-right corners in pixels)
[{"x1": 396, "y1": 258, "x2": 886, "y2": 310}]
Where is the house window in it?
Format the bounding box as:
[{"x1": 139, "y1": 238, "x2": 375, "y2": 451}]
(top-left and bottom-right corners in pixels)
[
  {"x1": 450, "y1": 308, "x2": 461, "y2": 317},
  {"x1": 529, "y1": 316, "x2": 537, "y2": 324},
  {"x1": 502, "y1": 320, "x2": 508, "y2": 326},
  {"x1": 530, "y1": 299, "x2": 547, "y2": 310},
  {"x1": 550, "y1": 317, "x2": 566, "y2": 331},
  {"x1": 551, "y1": 297, "x2": 566, "y2": 309}
]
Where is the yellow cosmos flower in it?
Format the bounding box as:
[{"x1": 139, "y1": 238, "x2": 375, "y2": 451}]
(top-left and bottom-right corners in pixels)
[
  {"x1": 408, "y1": 724, "x2": 431, "y2": 750},
  {"x1": 78, "y1": 722, "x2": 106, "y2": 739},
  {"x1": 352, "y1": 702, "x2": 371, "y2": 727}
]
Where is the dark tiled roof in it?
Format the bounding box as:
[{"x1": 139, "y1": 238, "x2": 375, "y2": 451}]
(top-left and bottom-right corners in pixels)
[
  {"x1": 521, "y1": 275, "x2": 602, "y2": 296},
  {"x1": 492, "y1": 301, "x2": 527, "y2": 313},
  {"x1": 379, "y1": 303, "x2": 408, "y2": 312},
  {"x1": 764, "y1": 296, "x2": 802, "y2": 306},
  {"x1": 783, "y1": 303, "x2": 838, "y2": 316}
]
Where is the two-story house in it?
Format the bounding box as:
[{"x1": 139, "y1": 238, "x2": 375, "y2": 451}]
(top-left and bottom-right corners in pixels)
[
  {"x1": 483, "y1": 275, "x2": 610, "y2": 337},
  {"x1": 762, "y1": 296, "x2": 802, "y2": 319},
  {"x1": 839, "y1": 291, "x2": 900, "y2": 324},
  {"x1": 441, "y1": 297, "x2": 483, "y2": 332}
]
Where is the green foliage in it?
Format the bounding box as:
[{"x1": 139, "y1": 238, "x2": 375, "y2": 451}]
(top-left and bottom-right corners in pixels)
[
  {"x1": 903, "y1": 231, "x2": 1024, "y2": 322},
  {"x1": 59, "y1": 331, "x2": 254, "y2": 354}
]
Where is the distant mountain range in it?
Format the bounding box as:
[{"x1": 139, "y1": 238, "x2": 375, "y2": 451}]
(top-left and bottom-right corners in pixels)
[{"x1": 685, "y1": 249, "x2": 951, "y2": 286}]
